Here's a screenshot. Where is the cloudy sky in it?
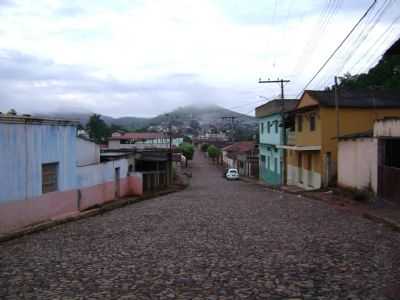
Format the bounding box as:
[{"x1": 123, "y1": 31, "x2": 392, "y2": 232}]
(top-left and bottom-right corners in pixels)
[{"x1": 0, "y1": 0, "x2": 399, "y2": 117}]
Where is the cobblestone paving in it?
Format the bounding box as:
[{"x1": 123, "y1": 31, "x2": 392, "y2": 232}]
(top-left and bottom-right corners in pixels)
[{"x1": 1, "y1": 152, "x2": 400, "y2": 299}]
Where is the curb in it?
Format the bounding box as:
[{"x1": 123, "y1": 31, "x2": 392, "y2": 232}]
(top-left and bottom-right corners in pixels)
[
  {"x1": 0, "y1": 184, "x2": 188, "y2": 244},
  {"x1": 240, "y1": 176, "x2": 400, "y2": 233},
  {"x1": 363, "y1": 212, "x2": 400, "y2": 232}
]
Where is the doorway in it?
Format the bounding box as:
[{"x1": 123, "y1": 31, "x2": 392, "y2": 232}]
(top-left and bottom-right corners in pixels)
[
  {"x1": 298, "y1": 152, "x2": 303, "y2": 183},
  {"x1": 115, "y1": 167, "x2": 120, "y2": 198}
]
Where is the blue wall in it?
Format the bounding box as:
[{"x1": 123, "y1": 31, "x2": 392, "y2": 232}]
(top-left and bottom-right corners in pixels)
[
  {"x1": 258, "y1": 113, "x2": 284, "y2": 185},
  {"x1": 259, "y1": 113, "x2": 283, "y2": 145},
  {"x1": 0, "y1": 123, "x2": 77, "y2": 203}
]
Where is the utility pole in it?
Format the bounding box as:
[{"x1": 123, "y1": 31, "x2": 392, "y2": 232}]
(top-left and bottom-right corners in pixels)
[
  {"x1": 166, "y1": 114, "x2": 173, "y2": 185},
  {"x1": 222, "y1": 116, "x2": 237, "y2": 142},
  {"x1": 259, "y1": 78, "x2": 290, "y2": 185},
  {"x1": 334, "y1": 76, "x2": 340, "y2": 139}
]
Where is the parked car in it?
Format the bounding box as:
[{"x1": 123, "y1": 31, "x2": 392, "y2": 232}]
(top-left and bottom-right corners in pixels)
[{"x1": 225, "y1": 168, "x2": 239, "y2": 180}]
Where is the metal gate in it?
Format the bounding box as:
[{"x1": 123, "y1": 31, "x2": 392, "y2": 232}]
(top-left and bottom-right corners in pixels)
[{"x1": 378, "y1": 139, "x2": 400, "y2": 204}]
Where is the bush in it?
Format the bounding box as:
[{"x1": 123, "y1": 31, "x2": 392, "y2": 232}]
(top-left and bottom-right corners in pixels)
[
  {"x1": 207, "y1": 145, "x2": 221, "y2": 161},
  {"x1": 179, "y1": 142, "x2": 194, "y2": 167},
  {"x1": 201, "y1": 143, "x2": 209, "y2": 152}
]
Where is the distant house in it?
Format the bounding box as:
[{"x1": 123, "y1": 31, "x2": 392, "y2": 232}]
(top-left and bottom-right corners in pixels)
[
  {"x1": 280, "y1": 89, "x2": 400, "y2": 190},
  {"x1": 107, "y1": 132, "x2": 183, "y2": 150},
  {"x1": 338, "y1": 118, "x2": 400, "y2": 204},
  {"x1": 255, "y1": 99, "x2": 298, "y2": 185},
  {"x1": 222, "y1": 141, "x2": 258, "y2": 177}
]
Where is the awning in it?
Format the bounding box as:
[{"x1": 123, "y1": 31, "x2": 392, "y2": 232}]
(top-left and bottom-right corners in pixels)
[{"x1": 277, "y1": 145, "x2": 321, "y2": 151}]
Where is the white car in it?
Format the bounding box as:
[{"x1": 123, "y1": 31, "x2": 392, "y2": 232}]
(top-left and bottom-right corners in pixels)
[{"x1": 225, "y1": 168, "x2": 239, "y2": 180}]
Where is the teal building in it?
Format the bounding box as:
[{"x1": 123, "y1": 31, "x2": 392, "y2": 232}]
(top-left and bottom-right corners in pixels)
[{"x1": 255, "y1": 99, "x2": 298, "y2": 185}]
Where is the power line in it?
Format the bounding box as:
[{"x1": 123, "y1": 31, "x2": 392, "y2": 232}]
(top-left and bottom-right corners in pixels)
[
  {"x1": 296, "y1": 0, "x2": 377, "y2": 97},
  {"x1": 332, "y1": 0, "x2": 393, "y2": 77},
  {"x1": 292, "y1": 0, "x2": 342, "y2": 78},
  {"x1": 317, "y1": 5, "x2": 400, "y2": 89}
]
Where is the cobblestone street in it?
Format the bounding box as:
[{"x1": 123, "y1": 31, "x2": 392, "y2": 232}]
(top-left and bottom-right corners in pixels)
[{"x1": 1, "y1": 151, "x2": 399, "y2": 299}]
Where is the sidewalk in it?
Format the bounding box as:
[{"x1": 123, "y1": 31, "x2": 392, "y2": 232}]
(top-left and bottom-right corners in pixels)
[
  {"x1": 240, "y1": 176, "x2": 400, "y2": 233},
  {"x1": 0, "y1": 183, "x2": 188, "y2": 244}
]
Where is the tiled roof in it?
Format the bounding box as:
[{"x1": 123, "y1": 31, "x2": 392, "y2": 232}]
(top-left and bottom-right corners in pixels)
[
  {"x1": 222, "y1": 141, "x2": 256, "y2": 153},
  {"x1": 255, "y1": 99, "x2": 299, "y2": 118},
  {"x1": 305, "y1": 89, "x2": 400, "y2": 108}
]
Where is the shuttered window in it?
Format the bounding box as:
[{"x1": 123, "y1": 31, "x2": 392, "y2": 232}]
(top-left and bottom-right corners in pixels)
[{"x1": 42, "y1": 163, "x2": 58, "y2": 194}]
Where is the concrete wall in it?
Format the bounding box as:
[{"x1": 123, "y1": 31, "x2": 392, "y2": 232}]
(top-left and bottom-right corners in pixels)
[
  {"x1": 76, "y1": 159, "x2": 142, "y2": 211},
  {"x1": 0, "y1": 122, "x2": 77, "y2": 203},
  {"x1": 76, "y1": 137, "x2": 100, "y2": 166},
  {"x1": 286, "y1": 150, "x2": 322, "y2": 190},
  {"x1": 338, "y1": 138, "x2": 378, "y2": 193},
  {"x1": 0, "y1": 158, "x2": 143, "y2": 234}
]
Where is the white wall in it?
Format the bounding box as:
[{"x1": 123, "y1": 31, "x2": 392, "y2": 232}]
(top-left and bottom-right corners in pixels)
[
  {"x1": 76, "y1": 138, "x2": 100, "y2": 166},
  {"x1": 287, "y1": 165, "x2": 321, "y2": 190},
  {"x1": 374, "y1": 119, "x2": 400, "y2": 137},
  {"x1": 77, "y1": 159, "x2": 129, "y2": 188},
  {"x1": 338, "y1": 138, "x2": 378, "y2": 193}
]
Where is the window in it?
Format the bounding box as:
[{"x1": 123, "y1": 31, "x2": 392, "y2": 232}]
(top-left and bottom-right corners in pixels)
[
  {"x1": 275, "y1": 121, "x2": 278, "y2": 133},
  {"x1": 267, "y1": 156, "x2": 270, "y2": 170},
  {"x1": 260, "y1": 122, "x2": 264, "y2": 134},
  {"x1": 267, "y1": 121, "x2": 270, "y2": 133},
  {"x1": 310, "y1": 115, "x2": 316, "y2": 131},
  {"x1": 297, "y1": 115, "x2": 303, "y2": 132},
  {"x1": 261, "y1": 155, "x2": 266, "y2": 162},
  {"x1": 42, "y1": 163, "x2": 58, "y2": 194},
  {"x1": 274, "y1": 158, "x2": 278, "y2": 172}
]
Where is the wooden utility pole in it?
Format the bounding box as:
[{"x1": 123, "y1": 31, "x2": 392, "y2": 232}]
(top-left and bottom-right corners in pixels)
[
  {"x1": 166, "y1": 114, "x2": 173, "y2": 185},
  {"x1": 259, "y1": 78, "x2": 290, "y2": 185},
  {"x1": 222, "y1": 116, "x2": 237, "y2": 142},
  {"x1": 334, "y1": 76, "x2": 340, "y2": 139}
]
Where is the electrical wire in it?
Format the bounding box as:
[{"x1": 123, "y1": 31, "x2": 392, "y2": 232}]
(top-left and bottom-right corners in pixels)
[{"x1": 296, "y1": 0, "x2": 378, "y2": 97}]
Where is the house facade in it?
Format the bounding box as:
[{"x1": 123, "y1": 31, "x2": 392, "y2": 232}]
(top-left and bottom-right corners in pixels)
[
  {"x1": 0, "y1": 115, "x2": 144, "y2": 234},
  {"x1": 338, "y1": 118, "x2": 400, "y2": 204},
  {"x1": 108, "y1": 132, "x2": 183, "y2": 150},
  {"x1": 282, "y1": 90, "x2": 400, "y2": 190},
  {"x1": 256, "y1": 99, "x2": 298, "y2": 185},
  {"x1": 222, "y1": 141, "x2": 258, "y2": 177}
]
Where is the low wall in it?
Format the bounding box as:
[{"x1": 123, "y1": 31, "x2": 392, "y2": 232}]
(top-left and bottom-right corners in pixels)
[
  {"x1": 0, "y1": 159, "x2": 144, "y2": 234},
  {"x1": 338, "y1": 138, "x2": 377, "y2": 193}
]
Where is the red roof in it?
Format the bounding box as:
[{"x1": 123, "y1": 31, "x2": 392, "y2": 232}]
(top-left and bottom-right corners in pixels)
[
  {"x1": 110, "y1": 132, "x2": 165, "y2": 141},
  {"x1": 222, "y1": 141, "x2": 256, "y2": 153}
]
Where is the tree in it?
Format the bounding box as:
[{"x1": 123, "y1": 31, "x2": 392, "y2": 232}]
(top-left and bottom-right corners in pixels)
[
  {"x1": 110, "y1": 123, "x2": 126, "y2": 133},
  {"x1": 201, "y1": 143, "x2": 209, "y2": 152},
  {"x1": 179, "y1": 142, "x2": 194, "y2": 168},
  {"x1": 7, "y1": 109, "x2": 17, "y2": 115},
  {"x1": 86, "y1": 114, "x2": 111, "y2": 144},
  {"x1": 207, "y1": 145, "x2": 221, "y2": 163},
  {"x1": 183, "y1": 136, "x2": 192, "y2": 144}
]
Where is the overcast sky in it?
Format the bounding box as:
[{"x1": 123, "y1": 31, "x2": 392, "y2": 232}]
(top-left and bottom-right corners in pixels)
[{"x1": 0, "y1": 0, "x2": 399, "y2": 117}]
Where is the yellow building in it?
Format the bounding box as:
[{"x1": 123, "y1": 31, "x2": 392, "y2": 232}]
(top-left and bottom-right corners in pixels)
[{"x1": 280, "y1": 89, "x2": 400, "y2": 190}]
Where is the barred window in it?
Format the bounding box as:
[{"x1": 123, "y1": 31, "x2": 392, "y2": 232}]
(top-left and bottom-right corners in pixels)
[{"x1": 42, "y1": 163, "x2": 58, "y2": 194}]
